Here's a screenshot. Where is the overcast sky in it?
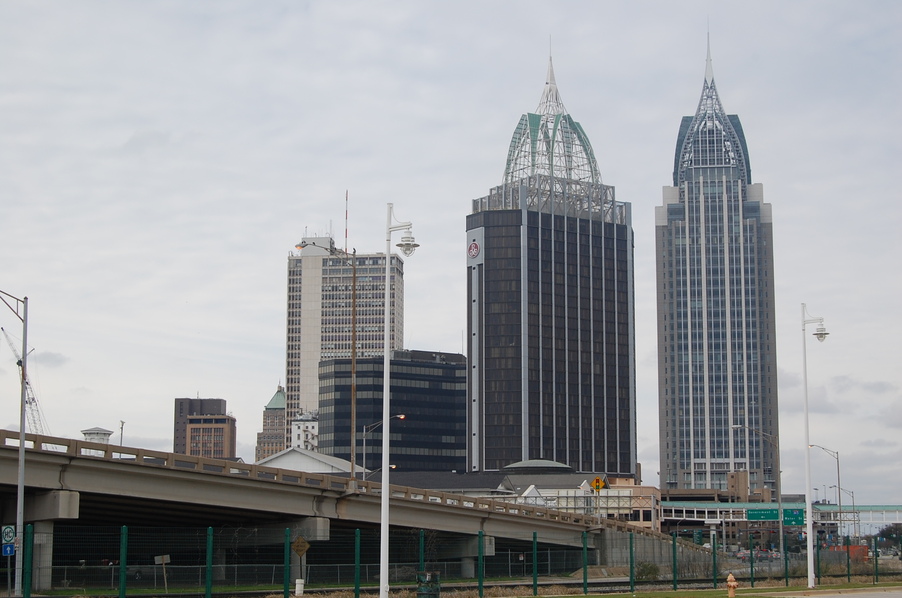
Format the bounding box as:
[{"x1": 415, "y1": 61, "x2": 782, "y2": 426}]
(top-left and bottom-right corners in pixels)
[{"x1": 1, "y1": 1, "x2": 900, "y2": 514}]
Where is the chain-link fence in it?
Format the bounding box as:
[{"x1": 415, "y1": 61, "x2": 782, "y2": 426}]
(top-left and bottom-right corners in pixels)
[{"x1": 3, "y1": 524, "x2": 900, "y2": 597}]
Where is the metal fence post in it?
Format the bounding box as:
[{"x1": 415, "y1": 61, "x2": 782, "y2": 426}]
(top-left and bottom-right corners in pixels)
[
  {"x1": 205, "y1": 527, "x2": 213, "y2": 598},
  {"x1": 749, "y1": 533, "x2": 754, "y2": 588},
  {"x1": 532, "y1": 531, "x2": 537, "y2": 596},
  {"x1": 628, "y1": 532, "x2": 634, "y2": 593},
  {"x1": 477, "y1": 530, "x2": 484, "y2": 598},
  {"x1": 712, "y1": 532, "x2": 718, "y2": 589},
  {"x1": 671, "y1": 532, "x2": 677, "y2": 590},
  {"x1": 283, "y1": 528, "x2": 290, "y2": 598},
  {"x1": 582, "y1": 531, "x2": 588, "y2": 595},
  {"x1": 874, "y1": 535, "x2": 879, "y2": 583},
  {"x1": 118, "y1": 526, "x2": 128, "y2": 598},
  {"x1": 22, "y1": 524, "x2": 33, "y2": 598},
  {"x1": 845, "y1": 535, "x2": 851, "y2": 582},
  {"x1": 419, "y1": 529, "x2": 425, "y2": 573},
  {"x1": 783, "y1": 534, "x2": 789, "y2": 586},
  {"x1": 355, "y1": 529, "x2": 361, "y2": 598},
  {"x1": 816, "y1": 538, "x2": 821, "y2": 583}
]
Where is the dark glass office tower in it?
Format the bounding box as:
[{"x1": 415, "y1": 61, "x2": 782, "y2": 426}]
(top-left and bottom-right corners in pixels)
[
  {"x1": 466, "y1": 59, "x2": 636, "y2": 476},
  {"x1": 319, "y1": 350, "x2": 467, "y2": 473},
  {"x1": 656, "y1": 47, "x2": 778, "y2": 491}
]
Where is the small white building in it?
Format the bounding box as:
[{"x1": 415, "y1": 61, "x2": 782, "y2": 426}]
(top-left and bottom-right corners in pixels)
[
  {"x1": 290, "y1": 414, "x2": 318, "y2": 452},
  {"x1": 257, "y1": 446, "x2": 351, "y2": 474},
  {"x1": 81, "y1": 427, "x2": 114, "y2": 457}
]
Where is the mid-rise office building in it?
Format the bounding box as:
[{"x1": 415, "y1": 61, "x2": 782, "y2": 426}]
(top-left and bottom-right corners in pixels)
[
  {"x1": 319, "y1": 350, "x2": 467, "y2": 473},
  {"x1": 254, "y1": 385, "x2": 287, "y2": 462},
  {"x1": 466, "y1": 59, "x2": 636, "y2": 475},
  {"x1": 656, "y1": 47, "x2": 777, "y2": 491},
  {"x1": 173, "y1": 397, "x2": 226, "y2": 454},
  {"x1": 186, "y1": 413, "x2": 237, "y2": 460},
  {"x1": 286, "y1": 236, "x2": 405, "y2": 446}
]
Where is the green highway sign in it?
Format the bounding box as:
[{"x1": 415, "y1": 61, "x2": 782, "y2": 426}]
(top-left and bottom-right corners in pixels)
[
  {"x1": 783, "y1": 509, "x2": 805, "y2": 526},
  {"x1": 747, "y1": 508, "x2": 779, "y2": 521}
]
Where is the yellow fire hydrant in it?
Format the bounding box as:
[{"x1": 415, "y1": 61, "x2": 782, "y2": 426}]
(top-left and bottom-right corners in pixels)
[{"x1": 726, "y1": 572, "x2": 739, "y2": 598}]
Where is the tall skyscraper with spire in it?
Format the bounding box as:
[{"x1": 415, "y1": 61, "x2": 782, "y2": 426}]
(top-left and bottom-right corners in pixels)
[
  {"x1": 656, "y1": 45, "x2": 777, "y2": 492},
  {"x1": 466, "y1": 59, "x2": 636, "y2": 476}
]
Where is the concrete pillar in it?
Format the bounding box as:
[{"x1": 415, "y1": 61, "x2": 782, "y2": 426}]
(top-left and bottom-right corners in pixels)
[
  {"x1": 460, "y1": 556, "x2": 474, "y2": 578},
  {"x1": 31, "y1": 521, "x2": 54, "y2": 591}
]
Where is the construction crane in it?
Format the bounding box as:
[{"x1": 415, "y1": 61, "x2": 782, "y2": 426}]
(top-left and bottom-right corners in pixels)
[{"x1": 1, "y1": 326, "x2": 50, "y2": 436}]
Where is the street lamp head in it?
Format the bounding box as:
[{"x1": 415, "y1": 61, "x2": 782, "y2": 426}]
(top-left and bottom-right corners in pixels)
[
  {"x1": 397, "y1": 414, "x2": 406, "y2": 420},
  {"x1": 396, "y1": 230, "x2": 419, "y2": 257},
  {"x1": 813, "y1": 324, "x2": 829, "y2": 343},
  {"x1": 295, "y1": 241, "x2": 307, "y2": 250}
]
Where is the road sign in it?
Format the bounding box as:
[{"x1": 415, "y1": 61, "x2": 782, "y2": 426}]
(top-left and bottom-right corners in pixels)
[
  {"x1": 783, "y1": 508, "x2": 805, "y2": 526},
  {"x1": 1, "y1": 526, "x2": 13, "y2": 544},
  {"x1": 291, "y1": 536, "x2": 310, "y2": 558},
  {"x1": 590, "y1": 477, "x2": 605, "y2": 491},
  {"x1": 2, "y1": 544, "x2": 13, "y2": 557},
  {"x1": 747, "y1": 508, "x2": 779, "y2": 521}
]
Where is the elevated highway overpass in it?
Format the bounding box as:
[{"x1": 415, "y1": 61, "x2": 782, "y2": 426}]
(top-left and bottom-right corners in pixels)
[{"x1": 0, "y1": 430, "x2": 670, "y2": 554}]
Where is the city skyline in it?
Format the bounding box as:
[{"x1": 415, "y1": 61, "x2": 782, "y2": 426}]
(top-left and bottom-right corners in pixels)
[{"x1": 1, "y1": 2, "x2": 900, "y2": 509}]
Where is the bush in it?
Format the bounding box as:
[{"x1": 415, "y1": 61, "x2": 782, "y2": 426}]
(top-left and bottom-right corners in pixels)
[{"x1": 635, "y1": 561, "x2": 660, "y2": 581}]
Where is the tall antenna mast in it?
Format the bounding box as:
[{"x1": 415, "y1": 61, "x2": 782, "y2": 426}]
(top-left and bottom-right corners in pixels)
[{"x1": 344, "y1": 190, "x2": 349, "y2": 253}]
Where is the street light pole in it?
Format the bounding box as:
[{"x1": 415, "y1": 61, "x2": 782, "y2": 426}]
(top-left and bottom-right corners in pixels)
[
  {"x1": 0, "y1": 290, "x2": 27, "y2": 597},
  {"x1": 380, "y1": 203, "x2": 417, "y2": 598},
  {"x1": 832, "y1": 485, "x2": 857, "y2": 540},
  {"x1": 361, "y1": 414, "x2": 405, "y2": 477},
  {"x1": 733, "y1": 424, "x2": 784, "y2": 557},
  {"x1": 802, "y1": 303, "x2": 828, "y2": 589},
  {"x1": 811, "y1": 445, "x2": 841, "y2": 540}
]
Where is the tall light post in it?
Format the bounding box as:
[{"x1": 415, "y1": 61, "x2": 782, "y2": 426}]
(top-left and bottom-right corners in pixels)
[
  {"x1": 0, "y1": 289, "x2": 27, "y2": 597},
  {"x1": 366, "y1": 464, "x2": 396, "y2": 481},
  {"x1": 802, "y1": 303, "x2": 828, "y2": 588},
  {"x1": 296, "y1": 240, "x2": 358, "y2": 485},
  {"x1": 380, "y1": 203, "x2": 417, "y2": 598},
  {"x1": 811, "y1": 444, "x2": 841, "y2": 540},
  {"x1": 361, "y1": 414, "x2": 405, "y2": 477},
  {"x1": 733, "y1": 424, "x2": 784, "y2": 557},
  {"x1": 832, "y1": 485, "x2": 857, "y2": 540}
]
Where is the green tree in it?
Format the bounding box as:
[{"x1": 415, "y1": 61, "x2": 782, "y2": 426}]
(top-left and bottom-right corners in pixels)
[{"x1": 874, "y1": 523, "x2": 902, "y2": 553}]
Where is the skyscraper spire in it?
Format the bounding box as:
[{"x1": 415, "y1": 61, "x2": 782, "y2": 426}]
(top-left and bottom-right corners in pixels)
[
  {"x1": 503, "y1": 58, "x2": 601, "y2": 185},
  {"x1": 536, "y1": 56, "x2": 566, "y2": 116},
  {"x1": 674, "y1": 39, "x2": 750, "y2": 186}
]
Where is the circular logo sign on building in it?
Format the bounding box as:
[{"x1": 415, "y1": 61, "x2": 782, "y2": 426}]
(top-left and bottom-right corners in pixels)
[{"x1": 467, "y1": 242, "x2": 480, "y2": 259}]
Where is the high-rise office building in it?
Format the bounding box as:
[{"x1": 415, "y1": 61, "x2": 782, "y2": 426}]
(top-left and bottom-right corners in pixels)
[
  {"x1": 319, "y1": 349, "x2": 467, "y2": 472},
  {"x1": 466, "y1": 59, "x2": 636, "y2": 475},
  {"x1": 286, "y1": 236, "x2": 405, "y2": 446},
  {"x1": 656, "y1": 47, "x2": 777, "y2": 491}
]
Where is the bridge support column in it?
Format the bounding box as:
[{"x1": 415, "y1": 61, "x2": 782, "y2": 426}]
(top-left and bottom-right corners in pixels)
[
  {"x1": 31, "y1": 521, "x2": 54, "y2": 591},
  {"x1": 258, "y1": 519, "x2": 328, "y2": 585},
  {"x1": 460, "y1": 557, "x2": 474, "y2": 578}
]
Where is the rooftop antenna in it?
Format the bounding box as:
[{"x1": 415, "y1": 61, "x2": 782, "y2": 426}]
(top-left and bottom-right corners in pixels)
[{"x1": 344, "y1": 190, "x2": 349, "y2": 254}]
